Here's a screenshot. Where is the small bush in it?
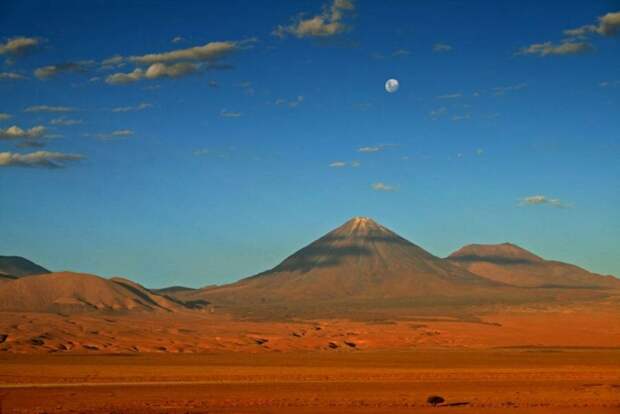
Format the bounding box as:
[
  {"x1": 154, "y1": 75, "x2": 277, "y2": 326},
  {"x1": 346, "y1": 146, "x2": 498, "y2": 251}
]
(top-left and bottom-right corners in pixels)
[{"x1": 427, "y1": 395, "x2": 445, "y2": 406}]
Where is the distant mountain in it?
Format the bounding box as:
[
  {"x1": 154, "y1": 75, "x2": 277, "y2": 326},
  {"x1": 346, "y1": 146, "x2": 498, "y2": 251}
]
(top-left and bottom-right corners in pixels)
[
  {"x1": 185, "y1": 217, "x2": 509, "y2": 315},
  {"x1": 0, "y1": 256, "x2": 50, "y2": 279},
  {"x1": 0, "y1": 272, "x2": 184, "y2": 313},
  {"x1": 447, "y1": 243, "x2": 620, "y2": 289}
]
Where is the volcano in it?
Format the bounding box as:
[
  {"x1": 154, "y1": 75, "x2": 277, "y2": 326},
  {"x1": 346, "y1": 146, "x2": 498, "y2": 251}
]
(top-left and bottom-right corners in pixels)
[
  {"x1": 186, "y1": 218, "x2": 505, "y2": 313},
  {"x1": 0, "y1": 256, "x2": 50, "y2": 281},
  {"x1": 447, "y1": 243, "x2": 620, "y2": 289}
]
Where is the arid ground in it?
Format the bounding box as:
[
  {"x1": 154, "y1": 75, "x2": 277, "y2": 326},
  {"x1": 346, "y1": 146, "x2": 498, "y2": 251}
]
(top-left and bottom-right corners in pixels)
[
  {"x1": 1, "y1": 349, "x2": 620, "y2": 413},
  {"x1": 1, "y1": 299, "x2": 620, "y2": 413}
]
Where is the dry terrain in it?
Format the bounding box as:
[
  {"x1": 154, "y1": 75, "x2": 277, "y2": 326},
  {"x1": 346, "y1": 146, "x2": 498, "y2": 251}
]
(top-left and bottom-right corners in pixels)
[{"x1": 1, "y1": 349, "x2": 619, "y2": 413}]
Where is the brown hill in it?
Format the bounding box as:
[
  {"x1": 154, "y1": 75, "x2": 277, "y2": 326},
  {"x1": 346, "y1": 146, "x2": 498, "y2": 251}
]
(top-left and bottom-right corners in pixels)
[
  {"x1": 184, "y1": 217, "x2": 520, "y2": 316},
  {"x1": 0, "y1": 272, "x2": 183, "y2": 313},
  {"x1": 0, "y1": 256, "x2": 50, "y2": 279},
  {"x1": 447, "y1": 243, "x2": 620, "y2": 289}
]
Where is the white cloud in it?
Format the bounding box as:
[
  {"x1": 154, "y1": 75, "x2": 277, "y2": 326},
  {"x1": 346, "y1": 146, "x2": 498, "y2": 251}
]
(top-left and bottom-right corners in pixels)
[
  {"x1": 0, "y1": 72, "x2": 27, "y2": 80},
  {"x1": 145, "y1": 62, "x2": 197, "y2": 78},
  {"x1": 171, "y1": 36, "x2": 185, "y2": 44},
  {"x1": 130, "y1": 40, "x2": 250, "y2": 64},
  {"x1": 24, "y1": 105, "x2": 75, "y2": 113},
  {"x1": 0, "y1": 151, "x2": 84, "y2": 168},
  {"x1": 273, "y1": 0, "x2": 355, "y2": 38},
  {"x1": 105, "y1": 68, "x2": 144, "y2": 85},
  {"x1": 371, "y1": 182, "x2": 396, "y2": 192},
  {"x1": 517, "y1": 41, "x2": 593, "y2": 56},
  {"x1": 392, "y1": 49, "x2": 410, "y2": 57},
  {"x1": 0, "y1": 125, "x2": 46, "y2": 140},
  {"x1": 0, "y1": 37, "x2": 41, "y2": 56},
  {"x1": 519, "y1": 195, "x2": 570, "y2": 208},
  {"x1": 111, "y1": 102, "x2": 153, "y2": 112},
  {"x1": 106, "y1": 62, "x2": 198, "y2": 84},
  {"x1": 433, "y1": 43, "x2": 453, "y2": 53},
  {"x1": 0, "y1": 113, "x2": 12, "y2": 121}
]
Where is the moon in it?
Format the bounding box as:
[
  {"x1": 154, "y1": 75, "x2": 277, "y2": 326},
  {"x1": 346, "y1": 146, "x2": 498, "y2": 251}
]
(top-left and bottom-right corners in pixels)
[{"x1": 385, "y1": 78, "x2": 399, "y2": 93}]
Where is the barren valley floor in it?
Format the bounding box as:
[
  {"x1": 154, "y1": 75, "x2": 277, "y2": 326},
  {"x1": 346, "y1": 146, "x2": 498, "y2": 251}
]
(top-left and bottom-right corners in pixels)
[{"x1": 1, "y1": 349, "x2": 620, "y2": 413}]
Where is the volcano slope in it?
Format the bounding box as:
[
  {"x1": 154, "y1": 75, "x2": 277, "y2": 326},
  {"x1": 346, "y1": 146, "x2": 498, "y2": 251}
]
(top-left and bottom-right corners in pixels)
[
  {"x1": 181, "y1": 217, "x2": 607, "y2": 319},
  {"x1": 447, "y1": 243, "x2": 620, "y2": 289}
]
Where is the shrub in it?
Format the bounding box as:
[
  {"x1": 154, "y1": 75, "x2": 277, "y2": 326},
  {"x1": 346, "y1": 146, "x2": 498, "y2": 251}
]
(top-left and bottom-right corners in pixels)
[{"x1": 427, "y1": 395, "x2": 445, "y2": 406}]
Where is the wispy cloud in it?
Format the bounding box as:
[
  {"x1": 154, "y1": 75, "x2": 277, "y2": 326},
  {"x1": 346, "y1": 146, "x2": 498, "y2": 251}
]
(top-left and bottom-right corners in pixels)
[
  {"x1": 0, "y1": 151, "x2": 84, "y2": 169},
  {"x1": 0, "y1": 37, "x2": 41, "y2": 56},
  {"x1": 429, "y1": 106, "x2": 447, "y2": 120},
  {"x1": 111, "y1": 102, "x2": 153, "y2": 113},
  {"x1": 273, "y1": 0, "x2": 355, "y2": 38},
  {"x1": 433, "y1": 43, "x2": 453, "y2": 53},
  {"x1": 0, "y1": 113, "x2": 12, "y2": 121},
  {"x1": 519, "y1": 195, "x2": 571, "y2": 208},
  {"x1": 0, "y1": 72, "x2": 27, "y2": 81},
  {"x1": 517, "y1": 41, "x2": 593, "y2": 56},
  {"x1": 275, "y1": 95, "x2": 304, "y2": 108},
  {"x1": 0, "y1": 125, "x2": 46, "y2": 140},
  {"x1": 171, "y1": 36, "x2": 185, "y2": 44},
  {"x1": 220, "y1": 109, "x2": 242, "y2": 118},
  {"x1": 599, "y1": 80, "x2": 620, "y2": 88},
  {"x1": 34, "y1": 61, "x2": 94, "y2": 79},
  {"x1": 371, "y1": 182, "x2": 397, "y2": 192},
  {"x1": 357, "y1": 144, "x2": 396, "y2": 153},
  {"x1": 24, "y1": 105, "x2": 75, "y2": 113},
  {"x1": 452, "y1": 114, "x2": 471, "y2": 121},
  {"x1": 49, "y1": 117, "x2": 82, "y2": 126},
  {"x1": 436, "y1": 92, "x2": 462, "y2": 99},
  {"x1": 329, "y1": 160, "x2": 360, "y2": 168},
  {"x1": 493, "y1": 83, "x2": 527, "y2": 96},
  {"x1": 86, "y1": 129, "x2": 135, "y2": 140}
]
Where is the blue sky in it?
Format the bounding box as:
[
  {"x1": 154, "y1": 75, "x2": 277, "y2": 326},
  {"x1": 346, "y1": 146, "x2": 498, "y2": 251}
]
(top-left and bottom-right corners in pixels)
[{"x1": 0, "y1": 0, "x2": 619, "y2": 287}]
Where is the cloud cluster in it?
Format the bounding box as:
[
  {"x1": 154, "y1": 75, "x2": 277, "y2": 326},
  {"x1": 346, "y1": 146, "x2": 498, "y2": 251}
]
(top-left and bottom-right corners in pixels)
[
  {"x1": 0, "y1": 125, "x2": 46, "y2": 140},
  {"x1": 564, "y1": 11, "x2": 620, "y2": 38},
  {"x1": 0, "y1": 37, "x2": 41, "y2": 56},
  {"x1": 519, "y1": 195, "x2": 570, "y2": 208},
  {"x1": 274, "y1": 0, "x2": 355, "y2": 38},
  {"x1": 0, "y1": 151, "x2": 84, "y2": 168},
  {"x1": 518, "y1": 11, "x2": 619, "y2": 58},
  {"x1": 105, "y1": 39, "x2": 253, "y2": 85},
  {"x1": 371, "y1": 182, "x2": 396, "y2": 192}
]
